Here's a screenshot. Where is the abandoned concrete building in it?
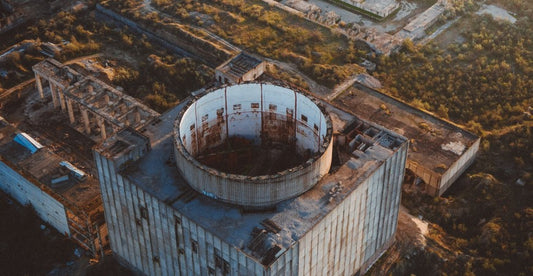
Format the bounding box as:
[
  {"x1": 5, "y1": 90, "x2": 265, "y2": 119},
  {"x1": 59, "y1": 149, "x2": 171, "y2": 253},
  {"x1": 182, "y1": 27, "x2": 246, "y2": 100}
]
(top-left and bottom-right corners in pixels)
[
  {"x1": 335, "y1": 84, "x2": 480, "y2": 196},
  {"x1": 95, "y1": 83, "x2": 408, "y2": 275},
  {"x1": 0, "y1": 57, "x2": 480, "y2": 274},
  {"x1": 0, "y1": 57, "x2": 160, "y2": 258},
  {"x1": 0, "y1": 116, "x2": 106, "y2": 256},
  {"x1": 215, "y1": 52, "x2": 266, "y2": 85},
  {"x1": 32, "y1": 58, "x2": 158, "y2": 142},
  {"x1": 336, "y1": 0, "x2": 400, "y2": 18}
]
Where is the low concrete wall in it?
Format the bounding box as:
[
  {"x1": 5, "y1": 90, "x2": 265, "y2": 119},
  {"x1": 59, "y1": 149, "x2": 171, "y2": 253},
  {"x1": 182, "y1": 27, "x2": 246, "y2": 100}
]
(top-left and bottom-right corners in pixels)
[{"x1": 0, "y1": 160, "x2": 70, "y2": 235}]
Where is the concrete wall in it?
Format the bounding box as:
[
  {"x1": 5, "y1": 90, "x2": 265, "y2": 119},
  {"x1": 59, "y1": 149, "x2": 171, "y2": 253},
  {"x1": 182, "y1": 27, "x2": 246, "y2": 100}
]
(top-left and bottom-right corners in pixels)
[
  {"x1": 297, "y1": 141, "x2": 407, "y2": 275},
  {"x1": 96, "y1": 135, "x2": 407, "y2": 275},
  {"x1": 174, "y1": 84, "x2": 333, "y2": 208},
  {"x1": 95, "y1": 151, "x2": 269, "y2": 276},
  {"x1": 174, "y1": 139, "x2": 332, "y2": 208},
  {"x1": 406, "y1": 160, "x2": 441, "y2": 196},
  {"x1": 407, "y1": 138, "x2": 480, "y2": 196},
  {"x1": 439, "y1": 138, "x2": 480, "y2": 195},
  {"x1": 240, "y1": 62, "x2": 266, "y2": 84},
  {"x1": 0, "y1": 160, "x2": 70, "y2": 235},
  {"x1": 178, "y1": 84, "x2": 329, "y2": 156}
]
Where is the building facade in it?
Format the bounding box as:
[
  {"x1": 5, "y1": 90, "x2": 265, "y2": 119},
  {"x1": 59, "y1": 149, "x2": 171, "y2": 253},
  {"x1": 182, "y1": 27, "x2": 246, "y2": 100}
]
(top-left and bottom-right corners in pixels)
[{"x1": 95, "y1": 83, "x2": 408, "y2": 275}]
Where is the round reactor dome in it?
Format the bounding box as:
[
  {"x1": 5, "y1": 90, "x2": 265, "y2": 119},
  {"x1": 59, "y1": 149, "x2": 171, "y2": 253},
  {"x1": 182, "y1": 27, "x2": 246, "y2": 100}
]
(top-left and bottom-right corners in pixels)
[{"x1": 173, "y1": 83, "x2": 333, "y2": 208}]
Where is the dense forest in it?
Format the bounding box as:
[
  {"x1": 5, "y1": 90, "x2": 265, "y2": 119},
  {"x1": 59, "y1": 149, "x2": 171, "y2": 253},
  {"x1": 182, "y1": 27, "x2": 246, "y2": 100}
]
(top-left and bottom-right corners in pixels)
[{"x1": 374, "y1": 1, "x2": 533, "y2": 275}]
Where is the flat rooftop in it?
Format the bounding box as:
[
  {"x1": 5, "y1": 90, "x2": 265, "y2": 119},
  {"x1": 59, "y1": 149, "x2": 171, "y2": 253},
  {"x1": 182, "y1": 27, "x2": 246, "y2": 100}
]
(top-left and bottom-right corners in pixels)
[
  {"x1": 109, "y1": 89, "x2": 407, "y2": 265},
  {"x1": 334, "y1": 84, "x2": 479, "y2": 173},
  {"x1": 0, "y1": 119, "x2": 101, "y2": 214},
  {"x1": 216, "y1": 52, "x2": 263, "y2": 80}
]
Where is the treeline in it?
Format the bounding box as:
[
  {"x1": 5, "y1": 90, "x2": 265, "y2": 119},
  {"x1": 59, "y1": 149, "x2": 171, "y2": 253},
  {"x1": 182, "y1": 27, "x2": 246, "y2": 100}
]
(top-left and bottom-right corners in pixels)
[
  {"x1": 375, "y1": 16, "x2": 533, "y2": 132},
  {"x1": 377, "y1": 11, "x2": 533, "y2": 276}
]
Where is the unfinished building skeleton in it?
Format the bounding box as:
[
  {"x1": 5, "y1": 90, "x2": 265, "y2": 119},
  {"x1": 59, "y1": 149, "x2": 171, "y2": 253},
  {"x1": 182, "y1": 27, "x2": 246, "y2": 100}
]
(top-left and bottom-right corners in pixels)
[
  {"x1": 32, "y1": 58, "x2": 158, "y2": 142},
  {"x1": 0, "y1": 58, "x2": 159, "y2": 258}
]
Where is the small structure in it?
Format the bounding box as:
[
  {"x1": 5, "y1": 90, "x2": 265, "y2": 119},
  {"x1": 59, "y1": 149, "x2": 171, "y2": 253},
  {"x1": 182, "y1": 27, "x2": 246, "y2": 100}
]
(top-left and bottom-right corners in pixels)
[
  {"x1": 330, "y1": 0, "x2": 400, "y2": 19},
  {"x1": 13, "y1": 132, "x2": 43, "y2": 154},
  {"x1": 60, "y1": 160, "x2": 87, "y2": 181},
  {"x1": 215, "y1": 52, "x2": 266, "y2": 84},
  {"x1": 396, "y1": 0, "x2": 446, "y2": 41}
]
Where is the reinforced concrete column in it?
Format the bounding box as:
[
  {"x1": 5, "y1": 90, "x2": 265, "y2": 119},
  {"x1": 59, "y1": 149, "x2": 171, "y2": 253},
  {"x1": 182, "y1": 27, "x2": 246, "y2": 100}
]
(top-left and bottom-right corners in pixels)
[
  {"x1": 97, "y1": 117, "x2": 107, "y2": 140},
  {"x1": 81, "y1": 107, "x2": 91, "y2": 134},
  {"x1": 49, "y1": 82, "x2": 59, "y2": 108},
  {"x1": 135, "y1": 108, "x2": 141, "y2": 123},
  {"x1": 66, "y1": 98, "x2": 75, "y2": 124},
  {"x1": 35, "y1": 73, "x2": 44, "y2": 99},
  {"x1": 58, "y1": 88, "x2": 66, "y2": 111}
]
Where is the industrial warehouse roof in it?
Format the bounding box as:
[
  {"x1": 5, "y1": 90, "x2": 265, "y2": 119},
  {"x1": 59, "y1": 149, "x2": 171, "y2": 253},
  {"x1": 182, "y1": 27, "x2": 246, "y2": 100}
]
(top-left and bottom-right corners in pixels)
[
  {"x1": 105, "y1": 88, "x2": 408, "y2": 265},
  {"x1": 0, "y1": 118, "x2": 101, "y2": 213},
  {"x1": 334, "y1": 84, "x2": 479, "y2": 172}
]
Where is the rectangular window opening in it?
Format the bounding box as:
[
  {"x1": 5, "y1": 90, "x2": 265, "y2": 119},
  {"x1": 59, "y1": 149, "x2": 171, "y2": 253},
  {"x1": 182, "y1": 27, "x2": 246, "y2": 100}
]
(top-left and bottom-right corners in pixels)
[
  {"x1": 191, "y1": 239, "x2": 198, "y2": 253},
  {"x1": 140, "y1": 206, "x2": 148, "y2": 220},
  {"x1": 286, "y1": 108, "x2": 294, "y2": 117}
]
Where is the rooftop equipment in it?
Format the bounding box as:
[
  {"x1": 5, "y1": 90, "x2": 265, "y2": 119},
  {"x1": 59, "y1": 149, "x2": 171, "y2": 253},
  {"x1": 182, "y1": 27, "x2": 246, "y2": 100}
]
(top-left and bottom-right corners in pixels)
[
  {"x1": 13, "y1": 132, "x2": 44, "y2": 154},
  {"x1": 59, "y1": 161, "x2": 87, "y2": 181}
]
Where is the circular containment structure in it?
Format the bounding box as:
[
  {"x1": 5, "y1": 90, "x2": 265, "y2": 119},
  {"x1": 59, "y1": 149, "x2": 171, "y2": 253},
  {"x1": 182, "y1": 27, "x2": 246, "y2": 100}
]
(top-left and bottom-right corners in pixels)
[{"x1": 173, "y1": 83, "x2": 333, "y2": 208}]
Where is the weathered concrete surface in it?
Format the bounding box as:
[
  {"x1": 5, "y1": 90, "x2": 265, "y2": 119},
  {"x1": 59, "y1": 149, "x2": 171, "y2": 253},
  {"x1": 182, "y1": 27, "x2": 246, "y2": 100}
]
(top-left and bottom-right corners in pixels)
[
  {"x1": 95, "y1": 83, "x2": 408, "y2": 275},
  {"x1": 174, "y1": 84, "x2": 333, "y2": 208}
]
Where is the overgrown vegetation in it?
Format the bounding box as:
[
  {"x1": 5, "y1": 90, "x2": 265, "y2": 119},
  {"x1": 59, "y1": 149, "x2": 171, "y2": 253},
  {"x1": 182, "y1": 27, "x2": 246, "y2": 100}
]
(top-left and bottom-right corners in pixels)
[
  {"x1": 375, "y1": 16, "x2": 533, "y2": 132},
  {"x1": 375, "y1": 4, "x2": 533, "y2": 275},
  {"x1": 0, "y1": 10, "x2": 211, "y2": 111},
  {"x1": 104, "y1": 0, "x2": 366, "y2": 88}
]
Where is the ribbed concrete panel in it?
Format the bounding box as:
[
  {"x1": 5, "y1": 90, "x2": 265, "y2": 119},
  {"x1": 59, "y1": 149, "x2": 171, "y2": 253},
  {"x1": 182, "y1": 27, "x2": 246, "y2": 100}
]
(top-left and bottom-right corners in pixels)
[
  {"x1": 0, "y1": 161, "x2": 70, "y2": 235},
  {"x1": 174, "y1": 83, "x2": 333, "y2": 208},
  {"x1": 296, "y1": 142, "x2": 408, "y2": 276}
]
